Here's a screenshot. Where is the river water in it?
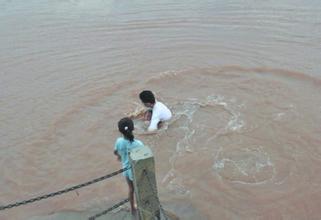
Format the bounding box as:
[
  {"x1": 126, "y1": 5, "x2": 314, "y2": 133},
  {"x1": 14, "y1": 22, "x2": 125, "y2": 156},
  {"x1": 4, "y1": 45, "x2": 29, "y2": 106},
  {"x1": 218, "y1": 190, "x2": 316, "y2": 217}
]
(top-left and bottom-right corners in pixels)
[{"x1": 1, "y1": 0, "x2": 321, "y2": 219}]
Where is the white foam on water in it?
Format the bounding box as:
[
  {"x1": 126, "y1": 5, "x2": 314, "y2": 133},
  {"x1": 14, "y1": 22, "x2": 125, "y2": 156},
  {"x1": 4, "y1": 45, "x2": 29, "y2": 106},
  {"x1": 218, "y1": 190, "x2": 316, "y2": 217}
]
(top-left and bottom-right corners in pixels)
[
  {"x1": 162, "y1": 169, "x2": 176, "y2": 185},
  {"x1": 227, "y1": 112, "x2": 245, "y2": 131},
  {"x1": 206, "y1": 95, "x2": 245, "y2": 132},
  {"x1": 158, "y1": 94, "x2": 249, "y2": 193},
  {"x1": 165, "y1": 94, "x2": 246, "y2": 165},
  {"x1": 166, "y1": 176, "x2": 190, "y2": 196},
  {"x1": 273, "y1": 112, "x2": 286, "y2": 121},
  {"x1": 212, "y1": 146, "x2": 276, "y2": 185}
]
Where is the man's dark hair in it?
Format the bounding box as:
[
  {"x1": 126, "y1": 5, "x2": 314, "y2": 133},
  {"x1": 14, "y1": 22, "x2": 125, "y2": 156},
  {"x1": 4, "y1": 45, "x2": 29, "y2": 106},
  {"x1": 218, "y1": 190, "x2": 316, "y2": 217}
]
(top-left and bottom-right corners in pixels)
[{"x1": 139, "y1": 90, "x2": 155, "y2": 104}]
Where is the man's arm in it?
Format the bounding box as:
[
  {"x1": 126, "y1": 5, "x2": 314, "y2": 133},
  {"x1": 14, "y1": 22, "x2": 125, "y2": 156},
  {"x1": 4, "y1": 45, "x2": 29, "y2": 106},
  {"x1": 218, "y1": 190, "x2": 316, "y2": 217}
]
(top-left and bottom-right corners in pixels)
[{"x1": 148, "y1": 114, "x2": 160, "y2": 132}]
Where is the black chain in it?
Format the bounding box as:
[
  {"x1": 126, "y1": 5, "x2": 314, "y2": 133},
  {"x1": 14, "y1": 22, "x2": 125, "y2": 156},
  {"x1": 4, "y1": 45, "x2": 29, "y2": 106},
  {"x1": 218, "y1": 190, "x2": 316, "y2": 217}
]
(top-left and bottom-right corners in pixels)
[
  {"x1": 0, "y1": 167, "x2": 129, "y2": 211},
  {"x1": 88, "y1": 198, "x2": 129, "y2": 220}
]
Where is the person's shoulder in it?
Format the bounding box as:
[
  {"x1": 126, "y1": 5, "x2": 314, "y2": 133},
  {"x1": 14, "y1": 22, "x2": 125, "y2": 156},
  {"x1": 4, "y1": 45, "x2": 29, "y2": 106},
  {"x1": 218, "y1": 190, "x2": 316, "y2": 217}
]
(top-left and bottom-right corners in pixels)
[
  {"x1": 155, "y1": 101, "x2": 171, "y2": 111},
  {"x1": 115, "y1": 137, "x2": 125, "y2": 145},
  {"x1": 154, "y1": 101, "x2": 166, "y2": 109},
  {"x1": 157, "y1": 100, "x2": 168, "y2": 106},
  {"x1": 134, "y1": 139, "x2": 144, "y2": 146},
  {"x1": 116, "y1": 137, "x2": 124, "y2": 141},
  {"x1": 115, "y1": 137, "x2": 124, "y2": 150}
]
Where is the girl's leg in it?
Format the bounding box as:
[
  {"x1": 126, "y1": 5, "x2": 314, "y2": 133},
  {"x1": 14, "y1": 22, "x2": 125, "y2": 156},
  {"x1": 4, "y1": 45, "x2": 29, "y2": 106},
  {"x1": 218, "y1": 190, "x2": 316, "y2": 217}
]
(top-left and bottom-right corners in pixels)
[{"x1": 126, "y1": 177, "x2": 136, "y2": 214}]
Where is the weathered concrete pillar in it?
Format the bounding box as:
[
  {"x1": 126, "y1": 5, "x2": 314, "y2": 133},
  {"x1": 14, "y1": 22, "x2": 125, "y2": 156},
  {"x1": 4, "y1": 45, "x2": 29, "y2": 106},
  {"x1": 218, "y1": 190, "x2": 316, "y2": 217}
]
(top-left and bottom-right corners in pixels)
[{"x1": 130, "y1": 145, "x2": 161, "y2": 220}]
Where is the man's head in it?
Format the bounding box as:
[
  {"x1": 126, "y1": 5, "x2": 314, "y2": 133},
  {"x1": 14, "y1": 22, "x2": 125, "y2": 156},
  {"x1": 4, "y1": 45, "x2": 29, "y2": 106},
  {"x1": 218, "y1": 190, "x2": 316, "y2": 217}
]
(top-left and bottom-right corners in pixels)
[{"x1": 139, "y1": 90, "x2": 155, "y2": 107}]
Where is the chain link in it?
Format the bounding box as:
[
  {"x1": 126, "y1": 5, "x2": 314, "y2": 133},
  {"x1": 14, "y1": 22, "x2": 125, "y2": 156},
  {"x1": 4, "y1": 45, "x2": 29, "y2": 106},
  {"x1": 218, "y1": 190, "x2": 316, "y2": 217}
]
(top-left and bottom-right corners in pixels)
[
  {"x1": 88, "y1": 198, "x2": 129, "y2": 220},
  {"x1": 0, "y1": 167, "x2": 130, "y2": 211}
]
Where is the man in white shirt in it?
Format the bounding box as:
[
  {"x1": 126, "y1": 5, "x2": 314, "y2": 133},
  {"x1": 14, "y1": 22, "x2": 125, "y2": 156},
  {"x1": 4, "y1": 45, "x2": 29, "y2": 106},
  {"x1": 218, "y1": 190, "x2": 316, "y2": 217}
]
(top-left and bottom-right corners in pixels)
[{"x1": 139, "y1": 90, "x2": 172, "y2": 132}]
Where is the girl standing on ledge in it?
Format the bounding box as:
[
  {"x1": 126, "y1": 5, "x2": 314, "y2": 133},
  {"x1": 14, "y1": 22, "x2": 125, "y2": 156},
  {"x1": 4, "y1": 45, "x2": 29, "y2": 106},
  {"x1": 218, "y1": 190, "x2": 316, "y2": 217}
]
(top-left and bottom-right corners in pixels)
[{"x1": 114, "y1": 117, "x2": 144, "y2": 214}]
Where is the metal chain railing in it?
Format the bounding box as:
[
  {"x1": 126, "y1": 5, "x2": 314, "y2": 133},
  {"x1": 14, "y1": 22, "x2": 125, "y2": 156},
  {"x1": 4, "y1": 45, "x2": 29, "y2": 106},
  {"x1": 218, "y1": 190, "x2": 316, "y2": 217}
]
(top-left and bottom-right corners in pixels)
[
  {"x1": 1, "y1": 166, "x2": 171, "y2": 219},
  {"x1": 88, "y1": 198, "x2": 129, "y2": 220},
  {"x1": 0, "y1": 167, "x2": 130, "y2": 211},
  {"x1": 88, "y1": 169, "x2": 169, "y2": 220}
]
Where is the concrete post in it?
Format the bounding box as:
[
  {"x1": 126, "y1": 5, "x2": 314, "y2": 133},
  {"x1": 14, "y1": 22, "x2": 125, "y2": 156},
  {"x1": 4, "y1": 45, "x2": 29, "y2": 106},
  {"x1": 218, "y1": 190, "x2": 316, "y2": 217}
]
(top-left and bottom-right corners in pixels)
[{"x1": 130, "y1": 145, "x2": 161, "y2": 220}]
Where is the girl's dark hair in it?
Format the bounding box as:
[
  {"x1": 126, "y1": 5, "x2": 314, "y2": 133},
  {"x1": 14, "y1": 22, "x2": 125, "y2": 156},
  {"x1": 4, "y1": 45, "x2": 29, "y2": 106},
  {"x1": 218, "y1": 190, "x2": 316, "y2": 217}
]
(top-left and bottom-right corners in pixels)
[
  {"x1": 118, "y1": 117, "x2": 134, "y2": 142},
  {"x1": 139, "y1": 90, "x2": 155, "y2": 104}
]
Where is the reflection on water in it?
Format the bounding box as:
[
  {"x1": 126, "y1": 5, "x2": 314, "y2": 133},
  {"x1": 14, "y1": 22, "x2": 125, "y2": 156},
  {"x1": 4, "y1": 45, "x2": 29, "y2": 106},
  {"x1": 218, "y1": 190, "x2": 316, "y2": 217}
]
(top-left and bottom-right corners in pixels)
[{"x1": 1, "y1": 0, "x2": 321, "y2": 220}]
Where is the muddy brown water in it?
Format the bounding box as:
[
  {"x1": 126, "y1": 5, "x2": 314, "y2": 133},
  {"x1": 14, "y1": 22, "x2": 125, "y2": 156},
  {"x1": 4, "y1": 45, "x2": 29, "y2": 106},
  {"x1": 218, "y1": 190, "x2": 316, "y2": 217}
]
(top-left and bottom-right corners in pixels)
[{"x1": 1, "y1": 0, "x2": 321, "y2": 219}]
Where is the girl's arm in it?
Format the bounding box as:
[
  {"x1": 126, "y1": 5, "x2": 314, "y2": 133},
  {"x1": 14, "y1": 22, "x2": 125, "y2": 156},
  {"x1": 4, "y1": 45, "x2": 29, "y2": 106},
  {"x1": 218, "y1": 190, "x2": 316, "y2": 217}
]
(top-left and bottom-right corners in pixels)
[{"x1": 114, "y1": 150, "x2": 121, "y2": 161}]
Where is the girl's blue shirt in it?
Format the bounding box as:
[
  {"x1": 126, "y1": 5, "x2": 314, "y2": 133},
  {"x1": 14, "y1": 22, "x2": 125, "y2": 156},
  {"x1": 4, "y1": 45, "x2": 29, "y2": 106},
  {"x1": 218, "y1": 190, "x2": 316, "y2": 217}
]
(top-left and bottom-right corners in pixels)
[{"x1": 114, "y1": 137, "x2": 144, "y2": 180}]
